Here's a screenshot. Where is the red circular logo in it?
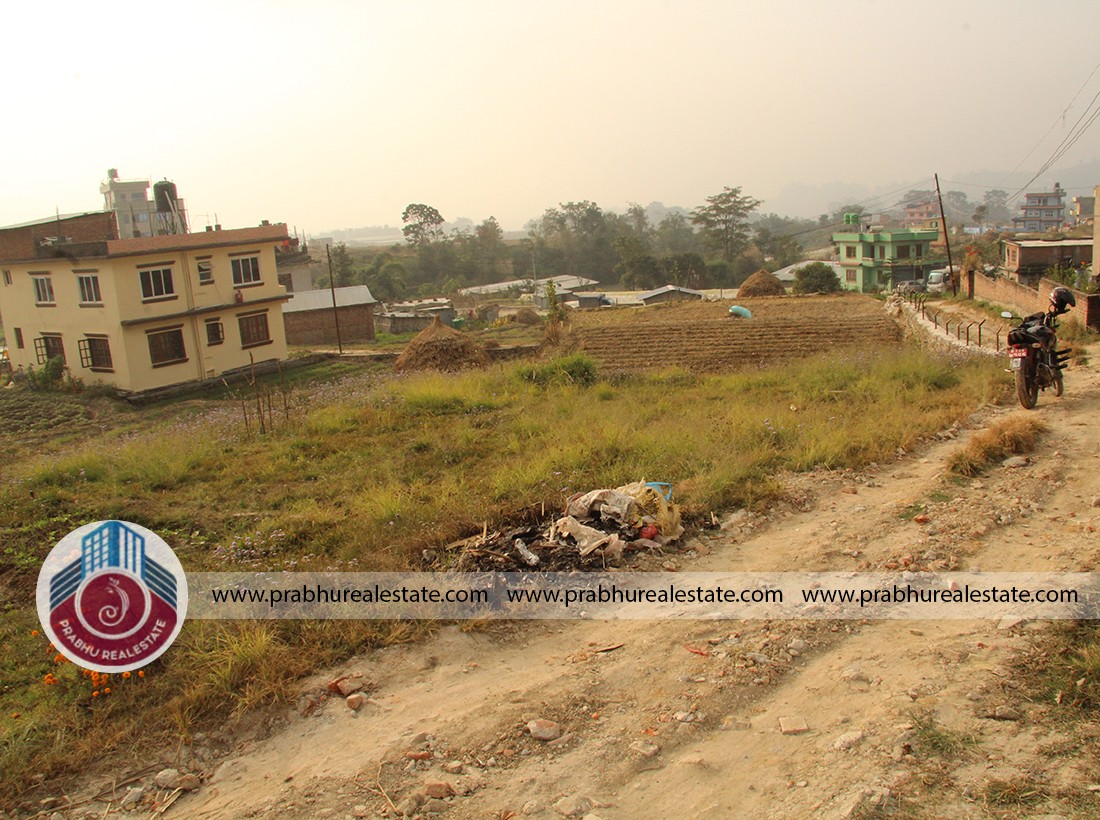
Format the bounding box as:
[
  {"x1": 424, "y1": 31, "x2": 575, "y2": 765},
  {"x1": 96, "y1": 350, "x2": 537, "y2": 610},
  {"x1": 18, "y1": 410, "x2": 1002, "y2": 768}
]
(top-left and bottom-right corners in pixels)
[
  {"x1": 36, "y1": 521, "x2": 187, "y2": 672},
  {"x1": 75, "y1": 571, "x2": 151, "y2": 640}
]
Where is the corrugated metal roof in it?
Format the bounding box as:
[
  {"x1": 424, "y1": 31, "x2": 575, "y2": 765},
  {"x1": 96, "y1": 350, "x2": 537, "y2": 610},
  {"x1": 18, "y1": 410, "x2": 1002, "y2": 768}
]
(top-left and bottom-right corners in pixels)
[
  {"x1": 638, "y1": 284, "x2": 703, "y2": 300},
  {"x1": 284, "y1": 285, "x2": 377, "y2": 313}
]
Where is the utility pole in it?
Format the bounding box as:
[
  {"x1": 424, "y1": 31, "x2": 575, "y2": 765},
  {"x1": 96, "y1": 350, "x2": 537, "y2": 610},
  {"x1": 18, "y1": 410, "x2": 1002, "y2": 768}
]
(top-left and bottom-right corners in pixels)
[
  {"x1": 326, "y1": 244, "x2": 344, "y2": 354},
  {"x1": 934, "y1": 173, "x2": 956, "y2": 296}
]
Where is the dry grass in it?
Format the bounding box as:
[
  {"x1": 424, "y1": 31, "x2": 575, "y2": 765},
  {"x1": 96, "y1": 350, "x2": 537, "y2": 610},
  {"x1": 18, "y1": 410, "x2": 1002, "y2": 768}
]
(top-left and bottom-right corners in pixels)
[{"x1": 947, "y1": 414, "x2": 1047, "y2": 476}]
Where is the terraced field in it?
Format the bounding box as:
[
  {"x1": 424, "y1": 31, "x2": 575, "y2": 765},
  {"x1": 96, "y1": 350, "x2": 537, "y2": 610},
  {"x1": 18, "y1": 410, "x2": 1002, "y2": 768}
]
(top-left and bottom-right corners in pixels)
[{"x1": 569, "y1": 293, "x2": 902, "y2": 372}]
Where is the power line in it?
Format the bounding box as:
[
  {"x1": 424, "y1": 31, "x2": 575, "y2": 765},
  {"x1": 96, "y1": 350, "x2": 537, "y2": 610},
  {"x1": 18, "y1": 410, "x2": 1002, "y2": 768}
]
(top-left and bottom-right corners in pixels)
[
  {"x1": 997, "y1": 57, "x2": 1100, "y2": 188},
  {"x1": 1007, "y1": 65, "x2": 1100, "y2": 201}
]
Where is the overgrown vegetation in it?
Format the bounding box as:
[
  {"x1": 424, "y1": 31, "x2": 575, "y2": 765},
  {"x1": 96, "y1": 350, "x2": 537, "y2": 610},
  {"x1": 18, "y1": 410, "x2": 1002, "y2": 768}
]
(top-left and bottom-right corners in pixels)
[
  {"x1": 947, "y1": 414, "x2": 1047, "y2": 476},
  {"x1": 0, "y1": 345, "x2": 1010, "y2": 802}
]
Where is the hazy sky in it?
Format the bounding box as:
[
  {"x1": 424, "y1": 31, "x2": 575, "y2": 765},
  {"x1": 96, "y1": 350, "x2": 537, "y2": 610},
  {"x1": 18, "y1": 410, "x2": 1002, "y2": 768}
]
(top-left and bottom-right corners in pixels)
[{"x1": 4, "y1": 0, "x2": 1100, "y2": 235}]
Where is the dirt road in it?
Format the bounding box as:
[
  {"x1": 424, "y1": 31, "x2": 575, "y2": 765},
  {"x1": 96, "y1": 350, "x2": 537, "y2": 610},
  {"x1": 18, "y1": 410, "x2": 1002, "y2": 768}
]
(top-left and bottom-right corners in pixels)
[{"x1": 141, "y1": 355, "x2": 1100, "y2": 819}]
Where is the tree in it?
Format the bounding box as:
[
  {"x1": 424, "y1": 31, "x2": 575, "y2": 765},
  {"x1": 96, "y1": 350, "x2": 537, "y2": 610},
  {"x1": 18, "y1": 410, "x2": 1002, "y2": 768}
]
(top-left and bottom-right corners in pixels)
[
  {"x1": 982, "y1": 189, "x2": 1012, "y2": 225},
  {"x1": 654, "y1": 212, "x2": 701, "y2": 256},
  {"x1": 792, "y1": 262, "x2": 841, "y2": 294},
  {"x1": 754, "y1": 227, "x2": 803, "y2": 269},
  {"x1": 663, "y1": 253, "x2": 708, "y2": 289},
  {"x1": 530, "y1": 201, "x2": 618, "y2": 281},
  {"x1": 367, "y1": 261, "x2": 407, "y2": 302},
  {"x1": 690, "y1": 186, "x2": 762, "y2": 263},
  {"x1": 326, "y1": 242, "x2": 357, "y2": 287},
  {"x1": 401, "y1": 203, "x2": 446, "y2": 247},
  {"x1": 474, "y1": 216, "x2": 506, "y2": 281}
]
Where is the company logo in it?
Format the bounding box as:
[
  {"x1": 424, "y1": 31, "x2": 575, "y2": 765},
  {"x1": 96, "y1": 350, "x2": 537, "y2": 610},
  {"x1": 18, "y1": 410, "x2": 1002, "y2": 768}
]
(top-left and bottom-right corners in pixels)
[{"x1": 36, "y1": 521, "x2": 188, "y2": 672}]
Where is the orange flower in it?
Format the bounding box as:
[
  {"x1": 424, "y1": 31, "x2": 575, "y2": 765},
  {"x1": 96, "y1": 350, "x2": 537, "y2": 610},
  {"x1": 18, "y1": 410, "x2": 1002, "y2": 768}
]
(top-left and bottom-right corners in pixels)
[
  {"x1": 103, "y1": 687, "x2": 111, "y2": 694},
  {"x1": 122, "y1": 671, "x2": 132, "y2": 679},
  {"x1": 31, "y1": 630, "x2": 39, "y2": 637},
  {"x1": 91, "y1": 691, "x2": 99, "y2": 697},
  {"x1": 137, "y1": 670, "x2": 145, "y2": 678}
]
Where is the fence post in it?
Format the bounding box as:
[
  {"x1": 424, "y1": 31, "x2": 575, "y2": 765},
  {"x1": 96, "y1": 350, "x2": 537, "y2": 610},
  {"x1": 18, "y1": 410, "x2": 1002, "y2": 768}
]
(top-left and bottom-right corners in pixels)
[
  {"x1": 977, "y1": 319, "x2": 985, "y2": 348},
  {"x1": 995, "y1": 327, "x2": 1002, "y2": 352}
]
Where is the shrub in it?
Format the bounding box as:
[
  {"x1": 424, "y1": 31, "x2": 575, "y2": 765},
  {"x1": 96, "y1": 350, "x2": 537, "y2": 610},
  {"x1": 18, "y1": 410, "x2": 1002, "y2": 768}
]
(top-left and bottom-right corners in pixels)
[
  {"x1": 792, "y1": 262, "x2": 841, "y2": 294},
  {"x1": 515, "y1": 354, "x2": 598, "y2": 387},
  {"x1": 24, "y1": 356, "x2": 67, "y2": 391}
]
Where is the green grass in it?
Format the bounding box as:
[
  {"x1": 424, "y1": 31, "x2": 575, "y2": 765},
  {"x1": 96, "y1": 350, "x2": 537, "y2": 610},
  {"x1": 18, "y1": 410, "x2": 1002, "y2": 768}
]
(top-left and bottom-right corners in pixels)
[{"x1": 0, "y1": 344, "x2": 1011, "y2": 804}]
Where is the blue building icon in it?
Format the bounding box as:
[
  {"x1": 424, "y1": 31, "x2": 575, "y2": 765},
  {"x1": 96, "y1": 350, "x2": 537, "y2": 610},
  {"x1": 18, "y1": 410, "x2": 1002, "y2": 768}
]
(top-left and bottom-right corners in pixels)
[{"x1": 49, "y1": 521, "x2": 177, "y2": 610}]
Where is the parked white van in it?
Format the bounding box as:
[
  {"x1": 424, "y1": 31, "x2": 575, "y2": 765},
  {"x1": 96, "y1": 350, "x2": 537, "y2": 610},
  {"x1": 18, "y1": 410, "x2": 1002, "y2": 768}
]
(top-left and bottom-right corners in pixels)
[{"x1": 926, "y1": 269, "x2": 948, "y2": 293}]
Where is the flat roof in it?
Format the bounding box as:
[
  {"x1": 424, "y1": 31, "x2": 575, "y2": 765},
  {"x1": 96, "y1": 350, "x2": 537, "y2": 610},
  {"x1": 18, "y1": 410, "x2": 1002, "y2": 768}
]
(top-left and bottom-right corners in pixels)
[{"x1": 106, "y1": 224, "x2": 290, "y2": 257}]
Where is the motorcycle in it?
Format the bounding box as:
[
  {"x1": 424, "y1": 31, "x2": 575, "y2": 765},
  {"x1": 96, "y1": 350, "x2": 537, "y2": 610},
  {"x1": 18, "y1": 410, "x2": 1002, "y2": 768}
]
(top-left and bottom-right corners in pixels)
[{"x1": 1003, "y1": 309, "x2": 1071, "y2": 409}]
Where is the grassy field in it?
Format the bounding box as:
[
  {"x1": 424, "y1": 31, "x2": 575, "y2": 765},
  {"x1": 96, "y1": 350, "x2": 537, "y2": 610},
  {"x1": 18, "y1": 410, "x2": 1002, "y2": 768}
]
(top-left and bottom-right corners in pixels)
[{"x1": 0, "y1": 336, "x2": 1012, "y2": 804}]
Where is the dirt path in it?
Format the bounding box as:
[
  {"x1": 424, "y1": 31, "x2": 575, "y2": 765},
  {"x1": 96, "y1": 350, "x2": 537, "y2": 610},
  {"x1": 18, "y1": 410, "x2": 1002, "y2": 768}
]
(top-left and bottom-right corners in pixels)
[{"x1": 102, "y1": 355, "x2": 1100, "y2": 819}]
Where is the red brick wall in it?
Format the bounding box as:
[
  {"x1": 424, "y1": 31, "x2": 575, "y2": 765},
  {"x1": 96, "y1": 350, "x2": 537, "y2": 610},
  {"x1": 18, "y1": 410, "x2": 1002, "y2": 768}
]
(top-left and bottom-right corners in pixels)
[
  {"x1": 972, "y1": 274, "x2": 1098, "y2": 329},
  {"x1": 0, "y1": 212, "x2": 118, "y2": 262},
  {"x1": 284, "y1": 305, "x2": 375, "y2": 345}
]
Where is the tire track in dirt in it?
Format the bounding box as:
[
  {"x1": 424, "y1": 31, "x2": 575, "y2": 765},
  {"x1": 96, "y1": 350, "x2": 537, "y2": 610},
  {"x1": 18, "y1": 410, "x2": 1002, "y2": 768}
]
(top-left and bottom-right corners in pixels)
[{"x1": 169, "y1": 358, "x2": 1100, "y2": 820}]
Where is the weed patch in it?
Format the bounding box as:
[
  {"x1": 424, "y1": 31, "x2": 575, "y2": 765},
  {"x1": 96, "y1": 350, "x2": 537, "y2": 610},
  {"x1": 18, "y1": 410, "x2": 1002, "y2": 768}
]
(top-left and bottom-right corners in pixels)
[{"x1": 947, "y1": 415, "x2": 1046, "y2": 476}]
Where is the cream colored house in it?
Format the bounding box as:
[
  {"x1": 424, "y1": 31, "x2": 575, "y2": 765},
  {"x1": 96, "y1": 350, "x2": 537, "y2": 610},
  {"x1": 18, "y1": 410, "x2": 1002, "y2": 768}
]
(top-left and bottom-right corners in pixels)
[{"x1": 0, "y1": 213, "x2": 291, "y2": 393}]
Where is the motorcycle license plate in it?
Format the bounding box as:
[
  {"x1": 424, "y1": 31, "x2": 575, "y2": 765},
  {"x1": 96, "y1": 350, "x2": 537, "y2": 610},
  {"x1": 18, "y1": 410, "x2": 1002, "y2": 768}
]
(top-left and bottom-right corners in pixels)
[{"x1": 1008, "y1": 348, "x2": 1028, "y2": 358}]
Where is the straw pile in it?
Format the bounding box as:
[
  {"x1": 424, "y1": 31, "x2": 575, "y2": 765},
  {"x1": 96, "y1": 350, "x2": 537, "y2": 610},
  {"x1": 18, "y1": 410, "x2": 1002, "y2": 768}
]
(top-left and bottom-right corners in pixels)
[
  {"x1": 737, "y1": 269, "x2": 786, "y2": 297},
  {"x1": 394, "y1": 317, "x2": 489, "y2": 372},
  {"x1": 512, "y1": 307, "x2": 542, "y2": 325}
]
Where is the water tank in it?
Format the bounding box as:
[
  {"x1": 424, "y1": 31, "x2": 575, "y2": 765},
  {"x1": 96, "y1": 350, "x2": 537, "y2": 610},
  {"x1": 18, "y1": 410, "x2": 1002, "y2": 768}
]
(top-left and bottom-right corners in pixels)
[{"x1": 154, "y1": 180, "x2": 179, "y2": 213}]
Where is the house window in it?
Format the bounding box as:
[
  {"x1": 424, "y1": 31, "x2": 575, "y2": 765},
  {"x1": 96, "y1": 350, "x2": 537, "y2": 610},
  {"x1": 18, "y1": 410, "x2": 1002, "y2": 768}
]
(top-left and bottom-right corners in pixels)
[
  {"x1": 846, "y1": 270, "x2": 856, "y2": 283},
  {"x1": 845, "y1": 246, "x2": 856, "y2": 259},
  {"x1": 33, "y1": 276, "x2": 55, "y2": 304},
  {"x1": 206, "y1": 318, "x2": 224, "y2": 346},
  {"x1": 78, "y1": 336, "x2": 113, "y2": 371},
  {"x1": 14, "y1": 328, "x2": 24, "y2": 349},
  {"x1": 140, "y1": 268, "x2": 175, "y2": 300},
  {"x1": 877, "y1": 246, "x2": 885, "y2": 259},
  {"x1": 238, "y1": 311, "x2": 271, "y2": 348},
  {"x1": 78, "y1": 274, "x2": 102, "y2": 304},
  {"x1": 231, "y1": 256, "x2": 261, "y2": 286},
  {"x1": 896, "y1": 245, "x2": 911, "y2": 259},
  {"x1": 915, "y1": 244, "x2": 923, "y2": 258},
  {"x1": 147, "y1": 326, "x2": 187, "y2": 367},
  {"x1": 34, "y1": 334, "x2": 65, "y2": 364},
  {"x1": 197, "y1": 260, "x2": 213, "y2": 284}
]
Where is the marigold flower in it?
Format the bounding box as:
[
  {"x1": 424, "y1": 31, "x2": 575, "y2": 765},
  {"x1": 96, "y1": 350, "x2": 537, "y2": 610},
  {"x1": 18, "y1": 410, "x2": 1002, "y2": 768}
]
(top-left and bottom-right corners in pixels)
[
  {"x1": 137, "y1": 670, "x2": 145, "y2": 678},
  {"x1": 103, "y1": 687, "x2": 111, "y2": 694},
  {"x1": 122, "y1": 671, "x2": 132, "y2": 679},
  {"x1": 91, "y1": 691, "x2": 99, "y2": 697},
  {"x1": 31, "y1": 630, "x2": 39, "y2": 637}
]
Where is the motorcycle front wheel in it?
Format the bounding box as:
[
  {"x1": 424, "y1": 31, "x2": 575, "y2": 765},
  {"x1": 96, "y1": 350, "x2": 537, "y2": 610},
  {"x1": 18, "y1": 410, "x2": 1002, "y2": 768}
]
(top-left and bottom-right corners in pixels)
[
  {"x1": 1053, "y1": 370, "x2": 1064, "y2": 397},
  {"x1": 1016, "y1": 366, "x2": 1039, "y2": 409}
]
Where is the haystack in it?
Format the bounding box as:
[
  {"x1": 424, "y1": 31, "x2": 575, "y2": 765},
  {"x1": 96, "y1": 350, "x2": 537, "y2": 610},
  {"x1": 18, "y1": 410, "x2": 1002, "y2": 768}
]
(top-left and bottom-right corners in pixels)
[
  {"x1": 738, "y1": 269, "x2": 786, "y2": 297},
  {"x1": 512, "y1": 307, "x2": 542, "y2": 325},
  {"x1": 394, "y1": 317, "x2": 488, "y2": 372}
]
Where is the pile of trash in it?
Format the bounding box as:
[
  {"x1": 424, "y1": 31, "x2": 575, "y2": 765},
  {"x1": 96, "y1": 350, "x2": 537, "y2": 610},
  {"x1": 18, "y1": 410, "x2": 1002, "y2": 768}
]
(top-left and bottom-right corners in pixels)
[{"x1": 436, "y1": 481, "x2": 684, "y2": 572}]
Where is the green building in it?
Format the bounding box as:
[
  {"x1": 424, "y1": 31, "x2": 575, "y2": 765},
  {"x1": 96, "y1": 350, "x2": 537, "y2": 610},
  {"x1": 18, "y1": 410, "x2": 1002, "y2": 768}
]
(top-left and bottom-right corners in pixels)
[{"x1": 830, "y1": 226, "x2": 940, "y2": 292}]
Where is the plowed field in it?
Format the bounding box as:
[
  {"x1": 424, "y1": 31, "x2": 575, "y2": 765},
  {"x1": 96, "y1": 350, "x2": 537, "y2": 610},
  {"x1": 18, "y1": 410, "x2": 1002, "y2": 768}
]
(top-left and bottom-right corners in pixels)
[{"x1": 569, "y1": 293, "x2": 902, "y2": 372}]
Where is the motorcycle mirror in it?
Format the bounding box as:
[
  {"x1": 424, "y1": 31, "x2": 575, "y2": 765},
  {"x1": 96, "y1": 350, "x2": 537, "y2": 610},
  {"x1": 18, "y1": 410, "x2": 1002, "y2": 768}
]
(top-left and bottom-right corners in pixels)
[{"x1": 1000, "y1": 311, "x2": 1013, "y2": 319}]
